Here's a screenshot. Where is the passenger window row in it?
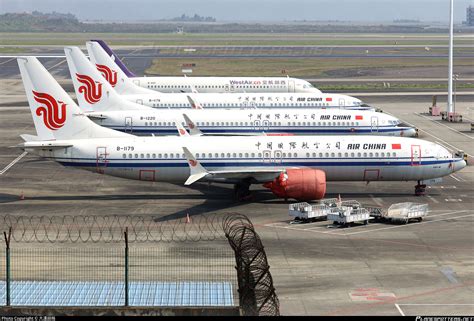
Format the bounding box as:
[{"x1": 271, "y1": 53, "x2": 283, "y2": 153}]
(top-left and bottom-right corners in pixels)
[
  {"x1": 141, "y1": 121, "x2": 361, "y2": 127},
  {"x1": 121, "y1": 151, "x2": 398, "y2": 159}
]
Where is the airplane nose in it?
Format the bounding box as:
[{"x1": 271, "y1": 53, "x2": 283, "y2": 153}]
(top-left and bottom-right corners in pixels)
[
  {"x1": 406, "y1": 128, "x2": 417, "y2": 137},
  {"x1": 454, "y1": 159, "x2": 467, "y2": 172}
]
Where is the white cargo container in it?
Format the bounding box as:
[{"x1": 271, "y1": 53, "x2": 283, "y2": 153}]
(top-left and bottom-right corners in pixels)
[{"x1": 384, "y1": 202, "x2": 429, "y2": 224}]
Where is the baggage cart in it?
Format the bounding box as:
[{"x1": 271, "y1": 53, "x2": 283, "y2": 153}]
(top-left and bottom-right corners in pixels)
[
  {"x1": 327, "y1": 206, "x2": 370, "y2": 227},
  {"x1": 289, "y1": 202, "x2": 330, "y2": 223},
  {"x1": 383, "y1": 202, "x2": 429, "y2": 224}
]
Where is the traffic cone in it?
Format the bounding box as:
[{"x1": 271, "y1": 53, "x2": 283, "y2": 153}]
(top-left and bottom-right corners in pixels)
[
  {"x1": 19, "y1": 191, "x2": 25, "y2": 200},
  {"x1": 185, "y1": 213, "x2": 191, "y2": 224}
]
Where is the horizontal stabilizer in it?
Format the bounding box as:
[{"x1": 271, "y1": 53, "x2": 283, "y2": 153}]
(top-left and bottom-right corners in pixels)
[
  {"x1": 15, "y1": 142, "x2": 73, "y2": 150},
  {"x1": 86, "y1": 113, "x2": 108, "y2": 120}
]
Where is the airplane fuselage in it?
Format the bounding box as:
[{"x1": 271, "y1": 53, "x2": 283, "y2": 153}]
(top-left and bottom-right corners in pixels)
[
  {"x1": 124, "y1": 92, "x2": 366, "y2": 110},
  {"x1": 26, "y1": 135, "x2": 465, "y2": 184},
  {"x1": 134, "y1": 77, "x2": 320, "y2": 93},
  {"x1": 89, "y1": 108, "x2": 417, "y2": 137}
]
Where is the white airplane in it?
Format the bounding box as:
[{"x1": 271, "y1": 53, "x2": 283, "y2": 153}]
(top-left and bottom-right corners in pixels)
[
  {"x1": 65, "y1": 46, "x2": 417, "y2": 137},
  {"x1": 17, "y1": 56, "x2": 466, "y2": 200},
  {"x1": 91, "y1": 39, "x2": 320, "y2": 94},
  {"x1": 83, "y1": 43, "x2": 370, "y2": 110}
]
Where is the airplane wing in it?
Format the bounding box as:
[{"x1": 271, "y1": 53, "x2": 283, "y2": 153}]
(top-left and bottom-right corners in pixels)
[{"x1": 182, "y1": 147, "x2": 283, "y2": 185}]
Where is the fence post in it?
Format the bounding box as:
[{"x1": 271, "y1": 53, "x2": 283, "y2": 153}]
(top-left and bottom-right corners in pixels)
[
  {"x1": 124, "y1": 227, "x2": 129, "y2": 306},
  {"x1": 4, "y1": 227, "x2": 12, "y2": 306}
]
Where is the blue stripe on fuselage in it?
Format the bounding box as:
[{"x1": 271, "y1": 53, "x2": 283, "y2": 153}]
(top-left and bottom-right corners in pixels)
[
  {"x1": 55, "y1": 158, "x2": 452, "y2": 168},
  {"x1": 107, "y1": 126, "x2": 410, "y2": 135}
]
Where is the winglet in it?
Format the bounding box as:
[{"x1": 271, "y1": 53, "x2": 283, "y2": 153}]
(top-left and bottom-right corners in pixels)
[
  {"x1": 182, "y1": 114, "x2": 203, "y2": 136},
  {"x1": 175, "y1": 120, "x2": 189, "y2": 137},
  {"x1": 182, "y1": 147, "x2": 208, "y2": 185},
  {"x1": 186, "y1": 95, "x2": 203, "y2": 109}
]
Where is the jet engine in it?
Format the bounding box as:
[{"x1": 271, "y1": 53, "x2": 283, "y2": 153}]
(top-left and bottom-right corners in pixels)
[{"x1": 263, "y1": 169, "x2": 326, "y2": 201}]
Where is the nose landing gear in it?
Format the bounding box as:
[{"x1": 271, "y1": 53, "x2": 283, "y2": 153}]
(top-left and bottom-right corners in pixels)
[{"x1": 415, "y1": 180, "x2": 427, "y2": 196}]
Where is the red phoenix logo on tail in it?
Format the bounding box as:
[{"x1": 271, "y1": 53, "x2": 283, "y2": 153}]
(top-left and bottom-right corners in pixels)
[
  {"x1": 33, "y1": 91, "x2": 67, "y2": 130},
  {"x1": 76, "y1": 73, "x2": 103, "y2": 104},
  {"x1": 96, "y1": 64, "x2": 117, "y2": 87}
]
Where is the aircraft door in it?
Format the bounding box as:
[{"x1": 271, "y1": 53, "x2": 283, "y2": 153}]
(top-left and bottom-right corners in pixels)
[
  {"x1": 371, "y1": 116, "x2": 379, "y2": 132},
  {"x1": 230, "y1": 85, "x2": 235, "y2": 92},
  {"x1": 363, "y1": 169, "x2": 380, "y2": 181},
  {"x1": 273, "y1": 150, "x2": 283, "y2": 164},
  {"x1": 253, "y1": 120, "x2": 260, "y2": 132},
  {"x1": 133, "y1": 80, "x2": 140, "y2": 86},
  {"x1": 96, "y1": 147, "x2": 108, "y2": 174},
  {"x1": 224, "y1": 84, "x2": 229, "y2": 92},
  {"x1": 125, "y1": 117, "x2": 133, "y2": 133},
  {"x1": 139, "y1": 170, "x2": 155, "y2": 181},
  {"x1": 411, "y1": 145, "x2": 421, "y2": 166},
  {"x1": 262, "y1": 150, "x2": 272, "y2": 163},
  {"x1": 262, "y1": 120, "x2": 270, "y2": 131},
  {"x1": 136, "y1": 99, "x2": 143, "y2": 105},
  {"x1": 339, "y1": 98, "x2": 345, "y2": 107},
  {"x1": 288, "y1": 80, "x2": 295, "y2": 92}
]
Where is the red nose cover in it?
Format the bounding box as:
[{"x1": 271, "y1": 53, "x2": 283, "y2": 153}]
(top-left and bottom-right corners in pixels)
[{"x1": 263, "y1": 168, "x2": 326, "y2": 201}]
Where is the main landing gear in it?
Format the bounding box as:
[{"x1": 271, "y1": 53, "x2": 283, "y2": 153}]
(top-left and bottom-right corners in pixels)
[
  {"x1": 415, "y1": 180, "x2": 427, "y2": 196},
  {"x1": 234, "y1": 179, "x2": 253, "y2": 201}
]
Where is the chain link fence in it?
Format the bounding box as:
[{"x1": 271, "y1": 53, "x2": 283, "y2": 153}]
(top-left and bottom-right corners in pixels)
[{"x1": 0, "y1": 213, "x2": 279, "y2": 314}]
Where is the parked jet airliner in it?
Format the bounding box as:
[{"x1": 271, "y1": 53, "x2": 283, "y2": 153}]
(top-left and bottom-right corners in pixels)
[
  {"x1": 92, "y1": 39, "x2": 321, "y2": 94},
  {"x1": 17, "y1": 57, "x2": 465, "y2": 200},
  {"x1": 65, "y1": 46, "x2": 417, "y2": 137},
  {"x1": 84, "y1": 43, "x2": 370, "y2": 110}
]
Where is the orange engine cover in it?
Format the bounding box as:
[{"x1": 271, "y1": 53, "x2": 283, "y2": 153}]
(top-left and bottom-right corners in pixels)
[{"x1": 263, "y1": 169, "x2": 326, "y2": 201}]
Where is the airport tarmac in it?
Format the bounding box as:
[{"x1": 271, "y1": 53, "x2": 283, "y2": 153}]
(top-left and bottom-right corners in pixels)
[
  {"x1": 0, "y1": 70, "x2": 473, "y2": 315},
  {"x1": 1, "y1": 46, "x2": 474, "y2": 80}
]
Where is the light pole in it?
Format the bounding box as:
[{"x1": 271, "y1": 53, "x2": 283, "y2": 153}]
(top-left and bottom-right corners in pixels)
[{"x1": 453, "y1": 73, "x2": 459, "y2": 115}]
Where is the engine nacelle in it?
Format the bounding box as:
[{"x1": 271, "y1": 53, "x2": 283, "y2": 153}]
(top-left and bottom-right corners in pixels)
[{"x1": 263, "y1": 169, "x2": 326, "y2": 201}]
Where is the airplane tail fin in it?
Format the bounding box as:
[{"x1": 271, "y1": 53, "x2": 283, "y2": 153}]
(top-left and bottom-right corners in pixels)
[
  {"x1": 182, "y1": 113, "x2": 203, "y2": 136},
  {"x1": 86, "y1": 41, "x2": 156, "y2": 95},
  {"x1": 90, "y1": 40, "x2": 136, "y2": 77},
  {"x1": 65, "y1": 46, "x2": 148, "y2": 113},
  {"x1": 186, "y1": 95, "x2": 203, "y2": 109},
  {"x1": 17, "y1": 57, "x2": 130, "y2": 141}
]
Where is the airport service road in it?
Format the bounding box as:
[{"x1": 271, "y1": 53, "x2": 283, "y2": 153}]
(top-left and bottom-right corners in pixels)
[{"x1": 0, "y1": 88, "x2": 473, "y2": 315}]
